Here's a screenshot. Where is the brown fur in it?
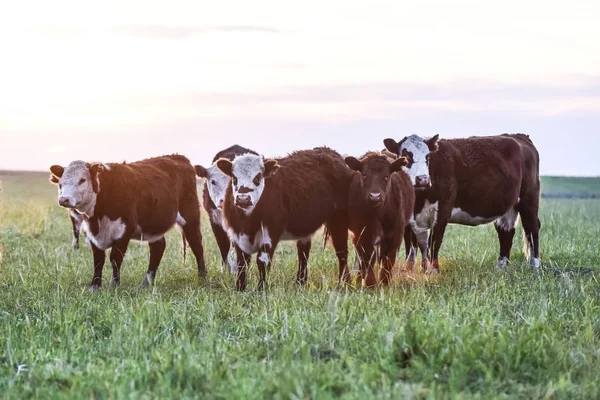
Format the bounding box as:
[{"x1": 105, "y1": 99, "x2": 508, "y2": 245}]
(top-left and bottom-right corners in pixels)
[
  {"x1": 221, "y1": 147, "x2": 353, "y2": 291},
  {"x1": 346, "y1": 153, "x2": 414, "y2": 286}
]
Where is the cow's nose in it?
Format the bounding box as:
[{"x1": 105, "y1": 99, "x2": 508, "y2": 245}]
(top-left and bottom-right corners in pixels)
[
  {"x1": 415, "y1": 175, "x2": 431, "y2": 187},
  {"x1": 369, "y1": 192, "x2": 382, "y2": 201},
  {"x1": 58, "y1": 197, "x2": 71, "y2": 207},
  {"x1": 235, "y1": 195, "x2": 252, "y2": 208}
]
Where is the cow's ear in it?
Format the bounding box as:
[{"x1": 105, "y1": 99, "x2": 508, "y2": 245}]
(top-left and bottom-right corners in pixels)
[
  {"x1": 344, "y1": 156, "x2": 363, "y2": 172},
  {"x1": 264, "y1": 160, "x2": 280, "y2": 178},
  {"x1": 89, "y1": 163, "x2": 104, "y2": 192},
  {"x1": 49, "y1": 174, "x2": 60, "y2": 184},
  {"x1": 50, "y1": 165, "x2": 64, "y2": 178},
  {"x1": 383, "y1": 138, "x2": 400, "y2": 155},
  {"x1": 390, "y1": 157, "x2": 408, "y2": 173},
  {"x1": 216, "y1": 158, "x2": 233, "y2": 177},
  {"x1": 426, "y1": 134, "x2": 440, "y2": 152},
  {"x1": 194, "y1": 165, "x2": 208, "y2": 178}
]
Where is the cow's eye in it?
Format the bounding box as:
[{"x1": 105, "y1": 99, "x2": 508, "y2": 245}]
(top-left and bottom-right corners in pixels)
[
  {"x1": 211, "y1": 180, "x2": 216, "y2": 186},
  {"x1": 59, "y1": 183, "x2": 63, "y2": 189},
  {"x1": 78, "y1": 178, "x2": 86, "y2": 185},
  {"x1": 253, "y1": 173, "x2": 262, "y2": 186},
  {"x1": 232, "y1": 176, "x2": 238, "y2": 186}
]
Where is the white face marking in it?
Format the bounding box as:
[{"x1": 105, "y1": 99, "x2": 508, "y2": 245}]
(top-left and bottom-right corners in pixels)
[
  {"x1": 450, "y1": 208, "x2": 499, "y2": 226},
  {"x1": 230, "y1": 154, "x2": 266, "y2": 215},
  {"x1": 176, "y1": 213, "x2": 187, "y2": 227},
  {"x1": 56, "y1": 160, "x2": 97, "y2": 216},
  {"x1": 399, "y1": 135, "x2": 432, "y2": 185},
  {"x1": 205, "y1": 164, "x2": 231, "y2": 210},
  {"x1": 88, "y1": 217, "x2": 126, "y2": 250},
  {"x1": 494, "y1": 208, "x2": 519, "y2": 231}
]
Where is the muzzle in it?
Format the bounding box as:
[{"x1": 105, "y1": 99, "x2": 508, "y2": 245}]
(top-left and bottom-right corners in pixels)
[
  {"x1": 415, "y1": 175, "x2": 431, "y2": 189},
  {"x1": 235, "y1": 194, "x2": 252, "y2": 209}
]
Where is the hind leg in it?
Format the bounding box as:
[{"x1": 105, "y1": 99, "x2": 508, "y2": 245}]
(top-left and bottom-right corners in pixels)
[
  {"x1": 494, "y1": 207, "x2": 518, "y2": 269},
  {"x1": 296, "y1": 238, "x2": 311, "y2": 286},
  {"x1": 178, "y1": 207, "x2": 207, "y2": 278},
  {"x1": 141, "y1": 237, "x2": 166, "y2": 287},
  {"x1": 212, "y1": 222, "x2": 236, "y2": 274},
  {"x1": 520, "y1": 197, "x2": 541, "y2": 269},
  {"x1": 327, "y1": 220, "x2": 350, "y2": 285}
]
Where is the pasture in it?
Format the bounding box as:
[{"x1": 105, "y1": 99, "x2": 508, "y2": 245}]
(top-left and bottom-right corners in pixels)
[{"x1": 1, "y1": 171, "x2": 600, "y2": 399}]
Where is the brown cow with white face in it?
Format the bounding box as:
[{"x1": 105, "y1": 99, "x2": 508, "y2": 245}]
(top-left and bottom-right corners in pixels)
[
  {"x1": 50, "y1": 155, "x2": 206, "y2": 290},
  {"x1": 345, "y1": 153, "x2": 414, "y2": 286},
  {"x1": 216, "y1": 148, "x2": 353, "y2": 291},
  {"x1": 384, "y1": 133, "x2": 541, "y2": 272}
]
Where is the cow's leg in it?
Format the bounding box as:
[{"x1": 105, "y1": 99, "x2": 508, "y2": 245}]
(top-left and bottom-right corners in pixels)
[
  {"x1": 379, "y1": 238, "x2": 397, "y2": 285},
  {"x1": 235, "y1": 245, "x2": 252, "y2": 292},
  {"x1": 140, "y1": 237, "x2": 166, "y2": 287},
  {"x1": 212, "y1": 222, "x2": 236, "y2": 274},
  {"x1": 90, "y1": 243, "x2": 106, "y2": 291},
  {"x1": 109, "y1": 237, "x2": 130, "y2": 287},
  {"x1": 429, "y1": 220, "x2": 448, "y2": 273},
  {"x1": 69, "y1": 211, "x2": 83, "y2": 249},
  {"x1": 404, "y1": 226, "x2": 417, "y2": 271},
  {"x1": 357, "y1": 243, "x2": 377, "y2": 288},
  {"x1": 494, "y1": 207, "x2": 518, "y2": 269},
  {"x1": 296, "y1": 238, "x2": 311, "y2": 286},
  {"x1": 412, "y1": 227, "x2": 430, "y2": 272},
  {"x1": 179, "y1": 206, "x2": 207, "y2": 278},
  {"x1": 327, "y1": 220, "x2": 350, "y2": 285},
  {"x1": 520, "y1": 196, "x2": 541, "y2": 269}
]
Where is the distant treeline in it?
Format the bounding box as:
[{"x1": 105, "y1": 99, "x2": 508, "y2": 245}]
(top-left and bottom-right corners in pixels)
[{"x1": 541, "y1": 176, "x2": 600, "y2": 199}]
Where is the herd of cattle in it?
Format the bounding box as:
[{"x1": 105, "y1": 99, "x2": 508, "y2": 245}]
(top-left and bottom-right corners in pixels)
[{"x1": 48, "y1": 134, "x2": 541, "y2": 291}]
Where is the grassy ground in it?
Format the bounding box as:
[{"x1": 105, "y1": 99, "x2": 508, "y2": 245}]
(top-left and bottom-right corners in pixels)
[{"x1": 1, "y1": 172, "x2": 599, "y2": 399}]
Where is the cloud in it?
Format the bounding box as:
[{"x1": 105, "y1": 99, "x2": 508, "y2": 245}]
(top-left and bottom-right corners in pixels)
[{"x1": 111, "y1": 24, "x2": 280, "y2": 39}]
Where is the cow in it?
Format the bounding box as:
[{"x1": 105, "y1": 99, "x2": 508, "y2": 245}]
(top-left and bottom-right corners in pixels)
[
  {"x1": 383, "y1": 133, "x2": 541, "y2": 272},
  {"x1": 50, "y1": 173, "x2": 87, "y2": 248},
  {"x1": 49, "y1": 155, "x2": 206, "y2": 290},
  {"x1": 345, "y1": 152, "x2": 414, "y2": 287},
  {"x1": 216, "y1": 147, "x2": 353, "y2": 291},
  {"x1": 194, "y1": 145, "x2": 258, "y2": 274}
]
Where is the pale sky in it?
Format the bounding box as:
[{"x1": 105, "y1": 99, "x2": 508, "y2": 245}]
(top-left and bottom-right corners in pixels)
[{"x1": 1, "y1": 0, "x2": 599, "y2": 175}]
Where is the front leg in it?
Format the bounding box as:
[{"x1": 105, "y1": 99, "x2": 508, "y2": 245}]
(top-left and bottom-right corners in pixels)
[
  {"x1": 69, "y1": 211, "x2": 83, "y2": 249},
  {"x1": 109, "y1": 236, "x2": 131, "y2": 288},
  {"x1": 355, "y1": 242, "x2": 377, "y2": 288},
  {"x1": 379, "y1": 238, "x2": 397, "y2": 286},
  {"x1": 403, "y1": 226, "x2": 417, "y2": 271},
  {"x1": 256, "y1": 239, "x2": 277, "y2": 291},
  {"x1": 211, "y1": 222, "x2": 236, "y2": 274},
  {"x1": 411, "y1": 226, "x2": 430, "y2": 273},
  {"x1": 235, "y1": 245, "x2": 252, "y2": 292},
  {"x1": 90, "y1": 243, "x2": 106, "y2": 290}
]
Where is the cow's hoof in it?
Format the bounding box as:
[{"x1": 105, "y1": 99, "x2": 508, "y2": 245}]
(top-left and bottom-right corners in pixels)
[
  {"x1": 140, "y1": 274, "x2": 154, "y2": 288},
  {"x1": 530, "y1": 258, "x2": 541, "y2": 270},
  {"x1": 496, "y1": 257, "x2": 509, "y2": 270},
  {"x1": 109, "y1": 280, "x2": 120, "y2": 289},
  {"x1": 88, "y1": 285, "x2": 101, "y2": 293}
]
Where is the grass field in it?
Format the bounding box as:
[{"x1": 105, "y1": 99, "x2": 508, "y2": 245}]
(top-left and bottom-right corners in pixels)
[{"x1": 1, "y1": 171, "x2": 600, "y2": 399}]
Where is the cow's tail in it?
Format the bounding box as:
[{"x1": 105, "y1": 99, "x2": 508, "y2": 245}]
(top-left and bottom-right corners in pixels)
[
  {"x1": 322, "y1": 226, "x2": 331, "y2": 250},
  {"x1": 181, "y1": 228, "x2": 187, "y2": 263}
]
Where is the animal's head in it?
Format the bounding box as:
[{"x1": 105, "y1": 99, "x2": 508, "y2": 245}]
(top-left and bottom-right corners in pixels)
[
  {"x1": 49, "y1": 161, "x2": 104, "y2": 214},
  {"x1": 345, "y1": 153, "x2": 408, "y2": 207},
  {"x1": 216, "y1": 153, "x2": 280, "y2": 215},
  {"x1": 383, "y1": 134, "x2": 439, "y2": 189},
  {"x1": 195, "y1": 163, "x2": 230, "y2": 210}
]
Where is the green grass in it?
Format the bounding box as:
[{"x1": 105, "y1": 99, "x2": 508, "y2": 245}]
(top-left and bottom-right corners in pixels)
[{"x1": 1, "y1": 172, "x2": 600, "y2": 399}]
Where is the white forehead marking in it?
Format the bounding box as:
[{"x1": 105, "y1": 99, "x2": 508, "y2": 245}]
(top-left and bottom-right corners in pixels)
[
  {"x1": 61, "y1": 160, "x2": 88, "y2": 183},
  {"x1": 401, "y1": 135, "x2": 430, "y2": 159},
  {"x1": 232, "y1": 154, "x2": 264, "y2": 177}
]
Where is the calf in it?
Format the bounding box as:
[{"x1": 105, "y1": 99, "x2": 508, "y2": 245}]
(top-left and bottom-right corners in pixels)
[
  {"x1": 216, "y1": 148, "x2": 352, "y2": 291},
  {"x1": 345, "y1": 153, "x2": 414, "y2": 286},
  {"x1": 383, "y1": 134, "x2": 541, "y2": 272},
  {"x1": 195, "y1": 145, "x2": 258, "y2": 274},
  {"x1": 50, "y1": 174, "x2": 87, "y2": 248},
  {"x1": 49, "y1": 155, "x2": 206, "y2": 289}
]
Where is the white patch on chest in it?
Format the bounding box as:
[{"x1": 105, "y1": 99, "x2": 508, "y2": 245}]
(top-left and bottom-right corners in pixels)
[
  {"x1": 450, "y1": 208, "x2": 499, "y2": 226},
  {"x1": 228, "y1": 224, "x2": 272, "y2": 255},
  {"x1": 412, "y1": 201, "x2": 438, "y2": 232},
  {"x1": 87, "y1": 217, "x2": 126, "y2": 250}
]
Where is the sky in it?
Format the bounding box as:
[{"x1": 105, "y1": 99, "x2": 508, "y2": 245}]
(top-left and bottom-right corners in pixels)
[{"x1": 0, "y1": 0, "x2": 599, "y2": 176}]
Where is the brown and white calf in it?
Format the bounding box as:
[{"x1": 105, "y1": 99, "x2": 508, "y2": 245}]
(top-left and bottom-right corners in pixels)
[
  {"x1": 195, "y1": 145, "x2": 258, "y2": 274},
  {"x1": 216, "y1": 147, "x2": 353, "y2": 291},
  {"x1": 345, "y1": 153, "x2": 414, "y2": 287},
  {"x1": 49, "y1": 155, "x2": 206, "y2": 289},
  {"x1": 383, "y1": 134, "x2": 541, "y2": 272}
]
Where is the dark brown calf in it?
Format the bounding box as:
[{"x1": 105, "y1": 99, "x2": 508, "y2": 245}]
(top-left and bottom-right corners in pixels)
[
  {"x1": 217, "y1": 147, "x2": 353, "y2": 291},
  {"x1": 49, "y1": 155, "x2": 206, "y2": 289},
  {"x1": 384, "y1": 133, "x2": 541, "y2": 272},
  {"x1": 345, "y1": 153, "x2": 414, "y2": 286}
]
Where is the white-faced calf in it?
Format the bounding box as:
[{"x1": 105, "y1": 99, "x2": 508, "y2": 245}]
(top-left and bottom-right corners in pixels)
[
  {"x1": 346, "y1": 153, "x2": 414, "y2": 286},
  {"x1": 216, "y1": 148, "x2": 353, "y2": 291},
  {"x1": 195, "y1": 145, "x2": 258, "y2": 274},
  {"x1": 49, "y1": 155, "x2": 206, "y2": 289},
  {"x1": 384, "y1": 133, "x2": 541, "y2": 272}
]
